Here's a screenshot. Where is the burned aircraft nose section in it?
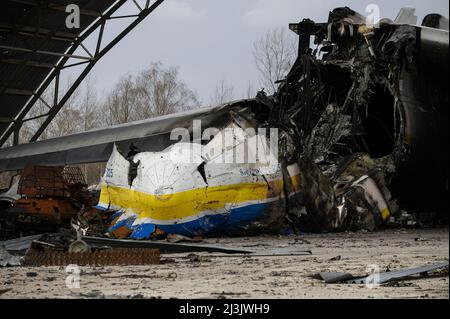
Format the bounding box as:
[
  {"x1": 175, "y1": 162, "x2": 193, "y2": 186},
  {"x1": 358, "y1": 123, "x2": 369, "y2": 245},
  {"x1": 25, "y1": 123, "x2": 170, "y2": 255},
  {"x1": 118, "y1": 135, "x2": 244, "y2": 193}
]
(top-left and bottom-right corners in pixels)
[{"x1": 97, "y1": 116, "x2": 302, "y2": 239}]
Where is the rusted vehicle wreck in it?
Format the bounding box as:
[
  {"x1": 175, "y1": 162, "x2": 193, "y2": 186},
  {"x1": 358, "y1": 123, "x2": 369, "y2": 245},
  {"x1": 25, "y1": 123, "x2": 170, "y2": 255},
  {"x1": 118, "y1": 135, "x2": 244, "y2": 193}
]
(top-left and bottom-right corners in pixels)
[{"x1": 0, "y1": 7, "x2": 448, "y2": 239}]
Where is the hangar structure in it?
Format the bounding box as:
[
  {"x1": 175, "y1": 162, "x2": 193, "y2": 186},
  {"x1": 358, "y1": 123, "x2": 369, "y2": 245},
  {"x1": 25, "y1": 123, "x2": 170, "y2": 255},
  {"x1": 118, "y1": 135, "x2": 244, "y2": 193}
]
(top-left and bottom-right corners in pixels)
[{"x1": 0, "y1": 0, "x2": 165, "y2": 147}]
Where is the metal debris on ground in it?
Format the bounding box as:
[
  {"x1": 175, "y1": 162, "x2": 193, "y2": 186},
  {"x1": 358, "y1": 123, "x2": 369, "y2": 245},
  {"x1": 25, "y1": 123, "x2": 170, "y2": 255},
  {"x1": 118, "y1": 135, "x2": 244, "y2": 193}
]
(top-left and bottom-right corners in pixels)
[
  {"x1": 23, "y1": 247, "x2": 160, "y2": 267},
  {"x1": 0, "y1": 166, "x2": 98, "y2": 239},
  {"x1": 0, "y1": 232, "x2": 253, "y2": 267},
  {"x1": 3, "y1": 232, "x2": 163, "y2": 267},
  {"x1": 318, "y1": 262, "x2": 449, "y2": 285},
  {"x1": 166, "y1": 234, "x2": 204, "y2": 243},
  {"x1": 0, "y1": 234, "x2": 43, "y2": 252},
  {"x1": 82, "y1": 236, "x2": 252, "y2": 255},
  {"x1": 0, "y1": 244, "x2": 22, "y2": 267}
]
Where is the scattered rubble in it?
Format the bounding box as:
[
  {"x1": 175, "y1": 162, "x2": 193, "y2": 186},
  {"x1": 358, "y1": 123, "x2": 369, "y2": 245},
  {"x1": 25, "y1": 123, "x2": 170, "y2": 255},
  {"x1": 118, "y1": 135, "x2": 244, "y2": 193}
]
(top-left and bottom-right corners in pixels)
[
  {"x1": 0, "y1": 231, "x2": 254, "y2": 267},
  {"x1": 0, "y1": 166, "x2": 97, "y2": 239},
  {"x1": 0, "y1": 244, "x2": 22, "y2": 267},
  {"x1": 1, "y1": 229, "x2": 447, "y2": 299}
]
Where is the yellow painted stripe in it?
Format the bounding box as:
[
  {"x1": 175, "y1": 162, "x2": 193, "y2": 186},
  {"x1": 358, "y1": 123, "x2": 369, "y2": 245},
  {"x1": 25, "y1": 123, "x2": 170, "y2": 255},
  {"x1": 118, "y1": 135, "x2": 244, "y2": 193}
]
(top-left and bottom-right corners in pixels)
[
  {"x1": 99, "y1": 173, "x2": 302, "y2": 221},
  {"x1": 381, "y1": 208, "x2": 391, "y2": 221},
  {"x1": 100, "y1": 182, "x2": 273, "y2": 221}
]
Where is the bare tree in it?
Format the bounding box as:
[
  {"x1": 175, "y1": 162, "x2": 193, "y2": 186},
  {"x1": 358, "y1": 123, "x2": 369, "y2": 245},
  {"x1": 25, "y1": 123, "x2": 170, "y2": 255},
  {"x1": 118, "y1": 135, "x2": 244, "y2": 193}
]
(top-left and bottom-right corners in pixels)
[
  {"x1": 244, "y1": 81, "x2": 256, "y2": 99},
  {"x1": 102, "y1": 63, "x2": 199, "y2": 125},
  {"x1": 79, "y1": 75, "x2": 100, "y2": 131},
  {"x1": 17, "y1": 63, "x2": 199, "y2": 145},
  {"x1": 7, "y1": 62, "x2": 199, "y2": 186},
  {"x1": 46, "y1": 78, "x2": 83, "y2": 138},
  {"x1": 135, "y1": 62, "x2": 200, "y2": 118},
  {"x1": 253, "y1": 27, "x2": 297, "y2": 94},
  {"x1": 47, "y1": 108, "x2": 82, "y2": 138},
  {"x1": 211, "y1": 77, "x2": 235, "y2": 105},
  {"x1": 104, "y1": 74, "x2": 139, "y2": 126},
  {"x1": 68, "y1": 76, "x2": 103, "y2": 183}
]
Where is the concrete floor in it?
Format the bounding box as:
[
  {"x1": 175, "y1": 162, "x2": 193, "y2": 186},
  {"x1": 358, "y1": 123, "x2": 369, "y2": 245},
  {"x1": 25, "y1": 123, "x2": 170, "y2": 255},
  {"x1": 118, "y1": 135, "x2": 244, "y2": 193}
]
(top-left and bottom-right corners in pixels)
[{"x1": 0, "y1": 228, "x2": 448, "y2": 299}]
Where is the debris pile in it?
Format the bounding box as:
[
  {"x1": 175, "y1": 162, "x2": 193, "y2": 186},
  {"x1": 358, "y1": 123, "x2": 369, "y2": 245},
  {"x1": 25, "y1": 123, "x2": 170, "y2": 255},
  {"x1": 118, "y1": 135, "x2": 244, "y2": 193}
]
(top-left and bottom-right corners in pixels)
[
  {"x1": 255, "y1": 7, "x2": 448, "y2": 232},
  {"x1": 1, "y1": 233, "x2": 158, "y2": 267},
  {"x1": 0, "y1": 230, "x2": 261, "y2": 267},
  {"x1": 0, "y1": 166, "x2": 97, "y2": 239},
  {"x1": 23, "y1": 245, "x2": 160, "y2": 267}
]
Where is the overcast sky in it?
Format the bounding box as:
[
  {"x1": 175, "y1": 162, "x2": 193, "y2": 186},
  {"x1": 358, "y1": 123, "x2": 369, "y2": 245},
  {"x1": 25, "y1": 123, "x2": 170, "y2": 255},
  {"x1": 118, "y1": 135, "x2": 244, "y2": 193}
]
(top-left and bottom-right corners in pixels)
[{"x1": 77, "y1": 0, "x2": 449, "y2": 104}]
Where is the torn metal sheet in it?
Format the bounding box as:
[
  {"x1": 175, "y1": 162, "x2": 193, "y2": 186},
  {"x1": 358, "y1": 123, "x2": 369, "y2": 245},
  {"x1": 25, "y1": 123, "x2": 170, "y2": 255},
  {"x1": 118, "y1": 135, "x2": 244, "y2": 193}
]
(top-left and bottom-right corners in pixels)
[
  {"x1": 82, "y1": 236, "x2": 251, "y2": 255},
  {"x1": 1, "y1": 234, "x2": 43, "y2": 252},
  {"x1": 318, "y1": 272, "x2": 354, "y2": 284},
  {"x1": 2, "y1": 233, "x2": 251, "y2": 257},
  {"x1": 394, "y1": 7, "x2": 418, "y2": 25},
  {"x1": 166, "y1": 234, "x2": 203, "y2": 243},
  {"x1": 319, "y1": 262, "x2": 449, "y2": 285}
]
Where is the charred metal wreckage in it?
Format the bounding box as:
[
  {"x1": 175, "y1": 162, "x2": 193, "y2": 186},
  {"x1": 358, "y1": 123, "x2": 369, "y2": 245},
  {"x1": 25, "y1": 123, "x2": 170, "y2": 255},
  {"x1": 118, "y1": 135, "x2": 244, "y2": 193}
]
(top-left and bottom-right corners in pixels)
[
  {"x1": 252, "y1": 6, "x2": 450, "y2": 233},
  {"x1": 0, "y1": 7, "x2": 448, "y2": 243},
  {"x1": 0, "y1": 166, "x2": 95, "y2": 239}
]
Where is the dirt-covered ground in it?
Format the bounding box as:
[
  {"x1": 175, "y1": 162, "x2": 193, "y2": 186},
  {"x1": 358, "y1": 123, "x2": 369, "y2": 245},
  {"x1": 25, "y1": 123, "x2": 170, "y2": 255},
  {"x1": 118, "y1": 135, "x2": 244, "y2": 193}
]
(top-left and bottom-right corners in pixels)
[{"x1": 0, "y1": 228, "x2": 448, "y2": 299}]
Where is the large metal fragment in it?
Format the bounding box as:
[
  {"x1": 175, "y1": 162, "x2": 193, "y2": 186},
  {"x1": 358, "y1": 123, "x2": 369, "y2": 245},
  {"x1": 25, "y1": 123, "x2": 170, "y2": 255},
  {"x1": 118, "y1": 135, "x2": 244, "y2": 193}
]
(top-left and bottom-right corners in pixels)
[
  {"x1": 1, "y1": 233, "x2": 252, "y2": 260},
  {"x1": 319, "y1": 262, "x2": 449, "y2": 284},
  {"x1": 1, "y1": 234, "x2": 43, "y2": 252},
  {"x1": 82, "y1": 236, "x2": 251, "y2": 255},
  {"x1": 23, "y1": 247, "x2": 160, "y2": 267}
]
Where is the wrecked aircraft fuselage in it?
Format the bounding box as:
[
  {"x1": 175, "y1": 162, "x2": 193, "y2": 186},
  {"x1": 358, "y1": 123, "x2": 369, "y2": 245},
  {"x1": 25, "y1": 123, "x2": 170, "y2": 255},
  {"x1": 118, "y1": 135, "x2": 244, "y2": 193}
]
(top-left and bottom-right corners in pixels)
[
  {"x1": 97, "y1": 108, "x2": 394, "y2": 239},
  {"x1": 0, "y1": 7, "x2": 448, "y2": 239},
  {"x1": 96, "y1": 7, "x2": 448, "y2": 239},
  {"x1": 98, "y1": 116, "x2": 304, "y2": 239},
  {"x1": 265, "y1": 6, "x2": 448, "y2": 227},
  {"x1": 278, "y1": 7, "x2": 449, "y2": 216}
]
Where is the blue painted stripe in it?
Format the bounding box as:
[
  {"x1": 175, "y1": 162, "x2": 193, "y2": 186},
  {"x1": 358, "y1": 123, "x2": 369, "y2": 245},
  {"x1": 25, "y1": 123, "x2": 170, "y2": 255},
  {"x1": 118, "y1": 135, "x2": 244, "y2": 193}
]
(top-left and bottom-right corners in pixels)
[{"x1": 109, "y1": 202, "x2": 272, "y2": 239}]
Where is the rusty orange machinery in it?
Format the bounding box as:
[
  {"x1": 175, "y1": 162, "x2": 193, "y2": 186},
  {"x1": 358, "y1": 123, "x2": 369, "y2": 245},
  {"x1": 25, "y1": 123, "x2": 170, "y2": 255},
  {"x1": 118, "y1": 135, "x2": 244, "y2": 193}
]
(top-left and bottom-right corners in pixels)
[
  {"x1": 1, "y1": 166, "x2": 95, "y2": 237},
  {"x1": 10, "y1": 198, "x2": 80, "y2": 225}
]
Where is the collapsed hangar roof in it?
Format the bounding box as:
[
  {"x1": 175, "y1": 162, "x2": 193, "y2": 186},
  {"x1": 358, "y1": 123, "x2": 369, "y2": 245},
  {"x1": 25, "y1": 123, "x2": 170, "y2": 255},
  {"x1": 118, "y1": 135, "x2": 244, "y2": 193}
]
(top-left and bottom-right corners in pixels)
[
  {"x1": 0, "y1": 0, "x2": 165, "y2": 147},
  {"x1": 0, "y1": 0, "x2": 116, "y2": 139},
  {"x1": 0, "y1": 100, "x2": 257, "y2": 171}
]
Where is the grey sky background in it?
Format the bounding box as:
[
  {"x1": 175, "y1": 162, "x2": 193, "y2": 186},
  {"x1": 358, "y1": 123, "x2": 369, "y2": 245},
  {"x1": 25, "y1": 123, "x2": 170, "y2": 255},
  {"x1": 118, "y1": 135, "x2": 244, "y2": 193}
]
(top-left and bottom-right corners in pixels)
[{"x1": 76, "y1": 0, "x2": 449, "y2": 104}]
